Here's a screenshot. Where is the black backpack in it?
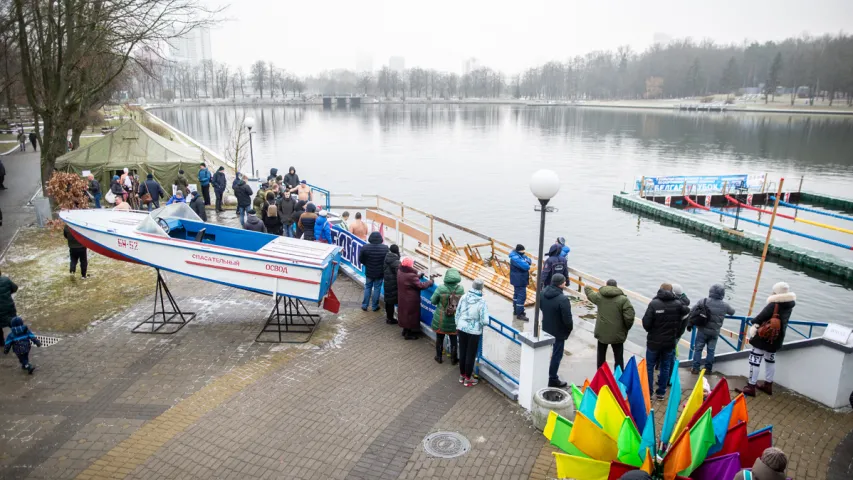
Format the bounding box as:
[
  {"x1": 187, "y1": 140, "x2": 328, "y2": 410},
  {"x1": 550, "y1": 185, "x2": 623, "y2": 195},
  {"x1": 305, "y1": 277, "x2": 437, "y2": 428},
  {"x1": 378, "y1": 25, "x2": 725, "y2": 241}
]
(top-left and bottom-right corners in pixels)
[{"x1": 688, "y1": 299, "x2": 710, "y2": 327}]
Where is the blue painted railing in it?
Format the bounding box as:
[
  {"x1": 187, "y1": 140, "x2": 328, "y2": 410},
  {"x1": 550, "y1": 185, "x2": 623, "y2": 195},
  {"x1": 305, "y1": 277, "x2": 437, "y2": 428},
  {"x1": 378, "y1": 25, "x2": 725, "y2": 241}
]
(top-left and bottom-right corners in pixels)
[
  {"x1": 477, "y1": 316, "x2": 522, "y2": 386},
  {"x1": 307, "y1": 184, "x2": 331, "y2": 211},
  {"x1": 687, "y1": 315, "x2": 829, "y2": 360}
]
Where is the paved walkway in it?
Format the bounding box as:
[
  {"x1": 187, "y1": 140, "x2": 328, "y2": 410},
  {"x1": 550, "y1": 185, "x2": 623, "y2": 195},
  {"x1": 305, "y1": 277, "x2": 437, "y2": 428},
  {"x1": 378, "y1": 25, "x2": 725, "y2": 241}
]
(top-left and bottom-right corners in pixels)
[{"x1": 0, "y1": 149, "x2": 41, "y2": 255}]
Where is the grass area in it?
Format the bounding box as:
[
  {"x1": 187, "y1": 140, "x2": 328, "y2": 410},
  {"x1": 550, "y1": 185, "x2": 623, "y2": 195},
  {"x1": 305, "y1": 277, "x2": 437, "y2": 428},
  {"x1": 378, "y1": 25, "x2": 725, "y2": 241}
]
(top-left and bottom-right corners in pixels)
[{"x1": 1, "y1": 227, "x2": 155, "y2": 334}]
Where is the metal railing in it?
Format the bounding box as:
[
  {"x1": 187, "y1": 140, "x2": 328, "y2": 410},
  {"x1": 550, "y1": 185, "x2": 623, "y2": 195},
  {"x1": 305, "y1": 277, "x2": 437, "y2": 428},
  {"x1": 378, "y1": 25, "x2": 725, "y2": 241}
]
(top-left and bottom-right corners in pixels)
[
  {"x1": 687, "y1": 315, "x2": 828, "y2": 360},
  {"x1": 478, "y1": 316, "x2": 522, "y2": 386},
  {"x1": 307, "y1": 184, "x2": 331, "y2": 211}
]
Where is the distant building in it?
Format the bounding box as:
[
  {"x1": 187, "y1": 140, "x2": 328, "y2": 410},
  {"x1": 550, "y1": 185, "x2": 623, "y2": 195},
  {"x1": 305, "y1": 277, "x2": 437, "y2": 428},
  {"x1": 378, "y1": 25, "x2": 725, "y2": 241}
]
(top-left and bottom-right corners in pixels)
[
  {"x1": 169, "y1": 27, "x2": 212, "y2": 65},
  {"x1": 389, "y1": 56, "x2": 405, "y2": 73},
  {"x1": 356, "y1": 53, "x2": 374, "y2": 73},
  {"x1": 463, "y1": 57, "x2": 479, "y2": 75}
]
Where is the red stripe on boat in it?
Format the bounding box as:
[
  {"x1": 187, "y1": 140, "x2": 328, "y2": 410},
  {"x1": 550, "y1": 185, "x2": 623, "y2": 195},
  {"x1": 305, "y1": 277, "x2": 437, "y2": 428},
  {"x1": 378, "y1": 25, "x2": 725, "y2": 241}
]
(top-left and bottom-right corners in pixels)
[
  {"x1": 184, "y1": 261, "x2": 320, "y2": 284},
  {"x1": 137, "y1": 232, "x2": 324, "y2": 266},
  {"x1": 70, "y1": 229, "x2": 140, "y2": 265}
]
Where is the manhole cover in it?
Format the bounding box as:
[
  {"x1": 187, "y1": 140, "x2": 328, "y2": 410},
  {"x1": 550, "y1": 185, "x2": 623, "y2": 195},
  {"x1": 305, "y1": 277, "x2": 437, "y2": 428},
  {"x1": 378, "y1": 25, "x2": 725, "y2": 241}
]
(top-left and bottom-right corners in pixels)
[{"x1": 422, "y1": 431, "x2": 470, "y2": 459}]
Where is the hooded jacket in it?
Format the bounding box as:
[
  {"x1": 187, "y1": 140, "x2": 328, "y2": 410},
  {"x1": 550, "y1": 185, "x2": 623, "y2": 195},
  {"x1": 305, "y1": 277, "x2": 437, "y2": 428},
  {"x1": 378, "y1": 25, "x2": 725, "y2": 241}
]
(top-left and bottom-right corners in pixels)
[
  {"x1": 382, "y1": 251, "x2": 401, "y2": 304},
  {"x1": 314, "y1": 214, "x2": 332, "y2": 243},
  {"x1": 233, "y1": 180, "x2": 253, "y2": 208},
  {"x1": 298, "y1": 204, "x2": 318, "y2": 240},
  {"x1": 198, "y1": 167, "x2": 211, "y2": 187},
  {"x1": 283, "y1": 167, "x2": 300, "y2": 189},
  {"x1": 508, "y1": 250, "x2": 531, "y2": 287},
  {"x1": 642, "y1": 289, "x2": 690, "y2": 351},
  {"x1": 541, "y1": 285, "x2": 573, "y2": 340},
  {"x1": 110, "y1": 178, "x2": 124, "y2": 196},
  {"x1": 190, "y1": 194, "x2": 207, "y2": 221},
  {"x1": 541, "y1": 243, "x2": 568, "y2": 288},
  {"x1": 175, "y1": 173, "x2": 189, "y2": 196},
  {"x1": 0, "y1": 276, "x2": 19, "y2": 327},
  {"x1": 692, "y1": 284, "x2": 735, "y2": 338},
  {"x1": 585, "y1": 285, "x2": 635, "y2": 344},
  {"x1": 268, "y1": 168, "x2": 279, "y2": 182},
  {"x1": 430, "y1": 268, "x2": 464, "y2": 333},
  {"x1": 64, "y1": 225, "x2": 84, "y2": 249},
  {"x1": 291, "y1": 200, "x2": 306, "y2": 228},
  {"x1": 277, "y1": 195, "x2": 296, "y2": 224},
  {"x1": 358, "y1": 232, "x2": 389, "y2": 280},
  {"x1": 212, "y1": 170, "x2": 227, "y2": 192},
  {"x1": 749, "y1": 291, "x2": 796, "y2": 352},
  {"x1": 396, "y1": 265, "x2": 433, "y2": 330},
  {"x1": 3, "y1": 316, "x2": 40, "y2": 354},
  {"x1": 243, "y1": 213, "x2": 266, "y2": 232},
  {"x1": 456, "y1": 289, "x2": 489, "y2": 335},
  {"x1": 263, "y1": 206, "x2": 283, "y2": 235}
]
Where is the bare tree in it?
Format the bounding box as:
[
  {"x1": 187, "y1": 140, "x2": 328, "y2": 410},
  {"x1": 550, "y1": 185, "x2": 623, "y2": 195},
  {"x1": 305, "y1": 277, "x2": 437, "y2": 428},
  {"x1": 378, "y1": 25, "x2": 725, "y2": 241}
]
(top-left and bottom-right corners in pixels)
[
  {"x1": 250, "y1": 60, "x2": 266, "y2": 98},
  {"x1": 215, "y1": 62, "x2": 230, "y2": 98},
  {"x1": 224, "y1": 113, "x2": 250, "y2": 176},
  {"x1": 237, "y1": 67, "x2": 246, "y2": 98},
  {"x1": 11, "y1": 0, "x2": 219, "y2": 188}
]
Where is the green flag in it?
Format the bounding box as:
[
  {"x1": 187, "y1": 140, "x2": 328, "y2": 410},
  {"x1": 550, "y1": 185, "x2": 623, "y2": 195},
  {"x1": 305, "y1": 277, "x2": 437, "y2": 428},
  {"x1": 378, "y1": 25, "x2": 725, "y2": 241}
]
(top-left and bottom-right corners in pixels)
[
  {"x1": 681, "y1": 408, "x2": 716, "y2": 476},
  {"x1": 550, "y1": 415, "x2": 590, "y2": 458},
  {"x1": 571, "y1": 383, "x2": 584, "y2": 411},
  {"x1": 616, "y1": 416, "x2": 643, "y2": 467}
]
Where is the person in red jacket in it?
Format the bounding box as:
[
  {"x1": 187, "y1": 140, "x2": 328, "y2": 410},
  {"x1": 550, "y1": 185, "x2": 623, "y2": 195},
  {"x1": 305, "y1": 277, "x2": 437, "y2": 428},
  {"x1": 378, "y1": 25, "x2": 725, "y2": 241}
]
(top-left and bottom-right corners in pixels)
[{"x1": 396, "y1": 257, "x2": 433, "y2": 340}]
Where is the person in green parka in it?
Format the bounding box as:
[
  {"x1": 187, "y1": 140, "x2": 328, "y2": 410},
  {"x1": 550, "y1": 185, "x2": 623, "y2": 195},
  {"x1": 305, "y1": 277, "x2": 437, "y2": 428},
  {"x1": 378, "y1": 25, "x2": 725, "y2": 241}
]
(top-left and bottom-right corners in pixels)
[
  {"x1": 584, "y1": 279, "x2": 635, "y2": 372},
  {"x1": 430, "y1": 268, "x2": 464, "y2": 365},
  {"x1": 174, "y1": 170, "x2": 190, "y2": 197}
]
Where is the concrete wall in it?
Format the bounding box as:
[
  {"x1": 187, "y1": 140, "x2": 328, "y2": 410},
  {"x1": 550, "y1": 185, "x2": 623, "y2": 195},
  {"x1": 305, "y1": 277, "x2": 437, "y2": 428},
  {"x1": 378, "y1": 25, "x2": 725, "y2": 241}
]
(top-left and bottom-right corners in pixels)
[{"x1": 713, "y1": 338, "x2": 853, "y2": 409}]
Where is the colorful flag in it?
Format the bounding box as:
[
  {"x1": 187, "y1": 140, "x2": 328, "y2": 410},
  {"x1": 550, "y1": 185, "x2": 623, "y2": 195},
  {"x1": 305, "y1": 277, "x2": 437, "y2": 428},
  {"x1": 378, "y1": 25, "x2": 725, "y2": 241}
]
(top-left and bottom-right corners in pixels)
[
  {"x1": 571, "y1": 383, "x2": 584, "y2": 411},
  {"x1": 743, "y1": 426, "x2": 773, "y2": 468},
  {"x1": 552, "y1": 453, "x2": 610, "y2": 480},
  {"x1": 660, "y1": 359, "x2": 682, "y2": 445},
  {"x1": 688, "y1": 378, "x2": 731, "y2": 430},
  {"x1": 607, "y1": 462, "x2": 638, "y2": 480},
  {"x1": 550, "y1": 414, "x2": 590, "y2": 458},
  {"x1": 640, "y1": 449, "x2": 654, "y2": 474},
  {"x1": 663, "y1": 429, "x2": 693, "y2": 480},
  {"x1": 543, "y1": 411, "x2": 558, "y2": 441},
  {"x1": 669, "y1": 369, "x2": 706, "y2": 444},
  {"x1": 690, "y1": 452, "x2": 742, "y2": 480},
  {"x1": 621, "y1": 357, "x2": 649, "y2": 432},
  {"x1": 712, "y1": 421, "x2": 747, "y2": 459},
  {"x1": 639, "y1": 408, "x2": 657, "y2": 461},
  {"x1": 616, "y1": 417, "x2": 643, "y2": 467},
  {"x1": 569, "y1": 412, "x2": 619, "y2": 462},
  {"x1": 680, "y1": 409, "x2": 717, "y2": 476},
  {"x1": 588, "y1": 363, "x2": 632, "y2": 418},
  {"x1": 595, "y1": 385, "x2": 627, "y2": 440},
  {"x1": 636, "y1": 358, "x2": 651, "y2": 413},
  {"x1": 580, "y1": 388, "x2": 600, "y2": 426},
  {"x1": 707, "y1": 398, "x2": 736, "y2": 456},
  {"x1": 614, "y1": 364, "x2": 624, "y2": 382},
  {"x1": 728, "y1": 393, "x2": 749, "y2": 428}
]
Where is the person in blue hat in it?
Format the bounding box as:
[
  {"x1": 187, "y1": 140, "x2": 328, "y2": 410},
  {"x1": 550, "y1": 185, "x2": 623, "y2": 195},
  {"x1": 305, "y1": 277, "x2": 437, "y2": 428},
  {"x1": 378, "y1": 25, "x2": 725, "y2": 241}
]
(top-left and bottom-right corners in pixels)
[{"x1": 3, "y1": 316, "x2": 41, "y2": 374}]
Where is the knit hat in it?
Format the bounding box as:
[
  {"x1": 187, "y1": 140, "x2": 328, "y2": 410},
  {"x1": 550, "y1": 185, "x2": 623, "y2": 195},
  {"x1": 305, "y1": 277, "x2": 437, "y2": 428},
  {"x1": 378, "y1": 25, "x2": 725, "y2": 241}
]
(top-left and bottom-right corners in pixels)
[
  {"x1": 306, "y1": 203, "x2": 316, "y2": 213},
  {"x1": 300, "y1": 180, "x2": 307, "y2": 184},
  {"x1": 772, "y1": 282, "x2": 790, "y2": 295},
  {"x1": 113, "y1": 175, "x2": 120, "y2": 181},
  {"x1": 218, "y1": 166, "x2": 225, "y2": 171},
  {"x1": 751, "y1": 447, "x2": 787, "y2": 480},
  {"x1": 556, "y1": 236, "x2": 566, "y2": 246},
  {"x1": 146, "y1": 173, "x2": 153, "y2": 179},
  {"x1": 551, "y1": 273, "x2": 566, "y2": 286},
  {"x1": 389, "y1": 244, "x2": 400, "y2": 255},
  {"x1": 401, "y1": 257, "x2": 414, "y2": 268},
  {"x1": 472, "y1": 279, "x2": 485, "y2": 291},
  {"x1": 515, "y1": 244, "x2": 525, "y2": 252},
  {"x1": 318, "y1": 210, "x2": 327, "y2": 217},
  {"x1": 672, "y1": 284, "x2": 683, "y2": 296},
  {"x1": 247, "y1": 209, "x2": 256, "y2": 215}
]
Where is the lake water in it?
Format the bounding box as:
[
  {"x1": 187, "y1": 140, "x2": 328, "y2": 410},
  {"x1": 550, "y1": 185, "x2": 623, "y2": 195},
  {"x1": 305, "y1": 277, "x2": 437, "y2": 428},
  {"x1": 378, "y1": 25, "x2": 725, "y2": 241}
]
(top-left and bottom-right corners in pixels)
[{"x1": 155, "y1": 105, "x2": 853, "y2": 326}]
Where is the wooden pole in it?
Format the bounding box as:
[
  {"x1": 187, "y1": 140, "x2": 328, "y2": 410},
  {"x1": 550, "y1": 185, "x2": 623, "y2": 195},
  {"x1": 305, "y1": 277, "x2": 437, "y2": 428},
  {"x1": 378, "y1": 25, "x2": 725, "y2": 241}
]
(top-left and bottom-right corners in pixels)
[
  {"x1": 798, "y1": 175, "x2": 804, "y2": 193},
  {"x1": 742, "y1": 178, "x2": 785, "y2": 350}
]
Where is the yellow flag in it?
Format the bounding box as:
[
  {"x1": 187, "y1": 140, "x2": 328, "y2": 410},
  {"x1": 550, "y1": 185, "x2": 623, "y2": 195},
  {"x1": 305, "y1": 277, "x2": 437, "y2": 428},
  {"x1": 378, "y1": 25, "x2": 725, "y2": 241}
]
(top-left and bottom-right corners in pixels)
[
  {"x1": 641, "y1": 449, "x2": 654, "y2": 474},
  {"x1": 552, "y1": 452, "x2": 610, "y2": 480},
  {"x1": 543, "y1": 411, "x2": 558, "y2": 441},
  {"x1": 594, "y1": 385, "x2": 627, "y2": 441},
  {"x1": 669, "y1": 370, "x2": 705, "y2": 444},
  {"x1": 569, "y1": 412, "x2": 619, "y2": 462}
]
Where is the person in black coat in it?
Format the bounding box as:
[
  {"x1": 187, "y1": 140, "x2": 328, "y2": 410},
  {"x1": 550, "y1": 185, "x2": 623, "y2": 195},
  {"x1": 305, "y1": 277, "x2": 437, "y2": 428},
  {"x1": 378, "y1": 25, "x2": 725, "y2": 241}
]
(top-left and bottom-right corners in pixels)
[
  {"x1": 233, "y1": 178, "x2": 253, "y2": 227},
  {"x1": 0, "y1": 158, "x2": 6, "y2": 189},
  {"x1": 358, "y1": 231, "x2": 389, "y2": 312},
  {"x1": 28, "y1": 131, "x2": 37, "y2": 151},
  {"x1": 283, "y1": 166, "x2": 300, "y2": 190},
  {"x1": 277, "y1": 193, "x2": 296, "y2": 237},
  {"x1": 243, "y1": 209, "x2": 266, "y2": 232},
  {"x1": 740, "y1": 282, "x2": 796, "y2": 397},
  {"x1": 138, "y1": 174, "x2": 165, "y2": 211},
  {"x1": 540, "y1": 274, "x2": 573, "y2": 388},
  {"x1": 189, "y1": 191, "x2": 207, "y2": 221},
  {"x1": 382, "y1": 245, "x2": 401, "y2": 324},
  {"x1": 642, "y1": 283, "x2": 690, "y2": 400},
  {"x1": 63, "y1": 225, "x2": 88, "y2": 278},
  {"x1": 212, "y1": 166, "x2": 227, "y2": 212}
]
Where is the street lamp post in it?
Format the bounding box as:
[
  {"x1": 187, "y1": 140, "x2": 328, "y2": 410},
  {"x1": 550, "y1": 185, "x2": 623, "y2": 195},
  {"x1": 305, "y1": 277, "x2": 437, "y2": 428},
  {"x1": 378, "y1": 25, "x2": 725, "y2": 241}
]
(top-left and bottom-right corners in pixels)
[
  {"x1": 244, "y1": 116, "x2": 256, "y2": 180},
  {"x1": 529, "y1": 169, "x2": 561, "y2": 339}
]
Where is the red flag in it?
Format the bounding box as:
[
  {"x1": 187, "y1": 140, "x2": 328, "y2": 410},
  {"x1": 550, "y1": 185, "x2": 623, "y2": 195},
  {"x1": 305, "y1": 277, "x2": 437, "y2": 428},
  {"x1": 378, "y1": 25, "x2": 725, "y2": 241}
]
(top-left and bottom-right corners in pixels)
[
  {"x1": 743, "y1": 427, "x2": 773, "y2": 468},
  {"x1": 711, "y1": 421, "x2": 747, "y2": 459},
  {"x1": 322, "y1": 288, "x2": 340, "y2": 313},
  {"x1": 588, "y1": 364, "x2": 633, "y2": 420},
  {"x1": 688, "y1": 378, "x2": 731, "y2": 429},
  {"x1": 608, "y1": 462, "x2": 637, "y2": 480}
]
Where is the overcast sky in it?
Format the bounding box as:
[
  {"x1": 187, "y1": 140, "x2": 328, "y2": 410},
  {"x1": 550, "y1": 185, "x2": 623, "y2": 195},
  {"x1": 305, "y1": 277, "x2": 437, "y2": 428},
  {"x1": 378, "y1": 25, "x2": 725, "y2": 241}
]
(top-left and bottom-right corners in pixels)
[{"x1": 209, "y1": 0, "x2": 852, "y2": 75}]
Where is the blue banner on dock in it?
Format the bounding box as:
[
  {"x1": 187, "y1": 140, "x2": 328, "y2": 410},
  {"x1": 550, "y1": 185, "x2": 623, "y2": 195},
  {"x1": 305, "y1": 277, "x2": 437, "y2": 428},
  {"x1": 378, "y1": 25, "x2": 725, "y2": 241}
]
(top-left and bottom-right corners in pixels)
[
  {"x1": 636, "y1": 173, "x2": 765, "y2": 193},
  {"x1": 331, "y1": 226, "x2": 365, "y2": 276}
]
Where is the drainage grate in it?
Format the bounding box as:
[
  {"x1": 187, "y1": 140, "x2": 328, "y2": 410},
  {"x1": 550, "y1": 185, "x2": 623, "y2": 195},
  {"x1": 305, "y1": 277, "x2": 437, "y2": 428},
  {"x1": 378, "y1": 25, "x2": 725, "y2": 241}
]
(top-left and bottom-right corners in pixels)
[
  {"x1": 34, "y1": 335, "x2": 61, "y2": 347},
  {"x1": 422, "y1": 431, "x2": 470, "y2": 459}
]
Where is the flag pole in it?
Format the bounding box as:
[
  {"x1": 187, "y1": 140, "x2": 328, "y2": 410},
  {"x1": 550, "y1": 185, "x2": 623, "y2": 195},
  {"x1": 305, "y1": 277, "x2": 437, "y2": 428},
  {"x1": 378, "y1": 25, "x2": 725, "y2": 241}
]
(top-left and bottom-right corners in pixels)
[{"x1": 742, "y1": 178, "x2": 785, "y2": 350}]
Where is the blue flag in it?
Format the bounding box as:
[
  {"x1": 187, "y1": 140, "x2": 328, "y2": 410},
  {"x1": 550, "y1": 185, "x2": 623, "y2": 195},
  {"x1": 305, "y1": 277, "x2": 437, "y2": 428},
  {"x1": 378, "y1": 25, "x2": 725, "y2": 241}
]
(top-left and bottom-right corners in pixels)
[
  {"x1": 614, "y1": 364, "x2": 628, "y2": 399},
  {"x1": 579, "y1": 388, "x2": 601, "y2": 427},
  {"x1": 639, "y1": 408, "x2": 656, "y2": 460},
  {"x1": 707, "y1": 401, "x2": 735, "y2": 455},
  {"x1": 660, "y1": 359, "x2": 681, "y2": 445},
  {"x1": 621, "y1": 357, "x2": 649, "y2": 432}
]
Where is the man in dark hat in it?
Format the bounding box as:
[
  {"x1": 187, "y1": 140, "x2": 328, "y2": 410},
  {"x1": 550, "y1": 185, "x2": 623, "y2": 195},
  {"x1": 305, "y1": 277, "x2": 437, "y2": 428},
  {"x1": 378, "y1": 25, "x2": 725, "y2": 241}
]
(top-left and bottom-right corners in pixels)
[
  {"x1": 509, "y1": 244, "x2": 532, "y2": 321},
  {"x1": 541, "y1": 274, "x2": 573, "y2": 388},
  {"x1": 138, "y1": 173, "x2": 165, "y2": 211},
  {"x1": 212, "y1": 166, "x2": 227, "y2": 212}
]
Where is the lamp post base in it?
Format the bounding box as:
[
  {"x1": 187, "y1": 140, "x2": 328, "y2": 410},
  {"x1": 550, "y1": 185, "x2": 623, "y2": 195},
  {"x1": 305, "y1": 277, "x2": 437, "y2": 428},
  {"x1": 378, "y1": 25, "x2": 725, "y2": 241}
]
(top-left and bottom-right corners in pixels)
[{"x1": 518, "y1": 331, "x2": 555, "y2": 410}]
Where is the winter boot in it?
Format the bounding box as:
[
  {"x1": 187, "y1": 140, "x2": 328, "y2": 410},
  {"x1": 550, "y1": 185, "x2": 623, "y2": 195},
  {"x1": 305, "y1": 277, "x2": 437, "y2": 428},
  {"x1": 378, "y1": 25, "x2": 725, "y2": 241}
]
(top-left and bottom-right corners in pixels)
[
  {"x1": 739, "y1": 383, "x2": 757, "y2": 397},
  {"x1": 450, "y1": 344, "x2": 459, "y2": 366},
  {"x1": 434, "y1": 341, "x2": 444, "y2": 364},
  {"x1": 757, "y1": 382, "x2": 773, "y2": 395},
  {"x1": 26, "y1": 364, "x2": 35, "y2": 375}
]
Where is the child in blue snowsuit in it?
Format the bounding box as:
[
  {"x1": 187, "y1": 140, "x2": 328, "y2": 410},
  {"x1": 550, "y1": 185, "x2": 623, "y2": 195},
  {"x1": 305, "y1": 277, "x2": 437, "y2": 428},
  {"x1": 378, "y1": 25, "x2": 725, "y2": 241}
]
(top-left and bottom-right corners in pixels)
[{"x1": 3, "y1": 316, "x2": 41, "y2": 374}]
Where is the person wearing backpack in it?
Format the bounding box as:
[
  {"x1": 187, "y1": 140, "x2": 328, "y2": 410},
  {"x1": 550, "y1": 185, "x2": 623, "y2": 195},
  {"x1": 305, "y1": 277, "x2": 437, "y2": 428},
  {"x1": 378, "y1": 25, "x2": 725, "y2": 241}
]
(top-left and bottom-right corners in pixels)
[
  {"x1": 739, "y1": 282, "x2": 796, "y2": 397},
  {"x1": 430, "y1": 268, "x2": 464, "y2": 365},
  {"x1": 688, "y1": 284, "x2": 735, "y2": 374},
  {"x1": 541, "y1": 243, "x2": 568, "y2": 289}
]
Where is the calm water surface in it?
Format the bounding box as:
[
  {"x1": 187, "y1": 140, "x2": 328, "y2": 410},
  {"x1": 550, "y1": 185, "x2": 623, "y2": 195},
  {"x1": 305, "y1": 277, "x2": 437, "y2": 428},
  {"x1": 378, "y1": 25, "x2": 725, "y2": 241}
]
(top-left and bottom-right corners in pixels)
[{"x1": 155, "y1": 105, "x2": 853, "y2": 326}]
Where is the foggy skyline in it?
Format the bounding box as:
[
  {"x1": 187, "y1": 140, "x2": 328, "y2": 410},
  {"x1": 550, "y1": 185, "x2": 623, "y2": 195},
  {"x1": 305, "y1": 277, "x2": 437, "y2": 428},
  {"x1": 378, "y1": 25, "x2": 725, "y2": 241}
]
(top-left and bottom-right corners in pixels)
[{"x1": 207, "y1": 0, "x2": 853, "y2": 75}]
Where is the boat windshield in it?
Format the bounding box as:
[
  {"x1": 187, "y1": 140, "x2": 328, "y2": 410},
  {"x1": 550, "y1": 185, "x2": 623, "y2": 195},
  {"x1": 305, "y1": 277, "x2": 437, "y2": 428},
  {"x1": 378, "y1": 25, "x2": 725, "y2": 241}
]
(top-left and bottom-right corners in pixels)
[
  {"x1": 135, "y1": 215, "x2": 168, "y2": 236},
  {"x1": 135, "y1": 204, "x2": 202, "y2": 237}
]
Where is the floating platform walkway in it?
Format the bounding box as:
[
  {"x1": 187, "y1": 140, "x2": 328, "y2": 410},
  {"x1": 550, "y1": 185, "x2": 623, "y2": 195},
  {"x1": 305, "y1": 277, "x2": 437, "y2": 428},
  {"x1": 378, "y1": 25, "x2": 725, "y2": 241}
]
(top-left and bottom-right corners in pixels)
[{"x1": 612, "y1": 192, "x2": 853, "y2": 281}]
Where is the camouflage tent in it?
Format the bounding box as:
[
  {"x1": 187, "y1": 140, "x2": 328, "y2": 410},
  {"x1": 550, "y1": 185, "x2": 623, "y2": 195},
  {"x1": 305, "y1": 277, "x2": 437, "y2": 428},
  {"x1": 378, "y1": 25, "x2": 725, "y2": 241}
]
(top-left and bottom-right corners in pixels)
[{"x1": 55, "y1": 119, "x2": 205, "y2": 196}]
